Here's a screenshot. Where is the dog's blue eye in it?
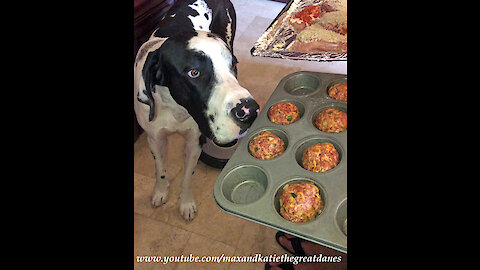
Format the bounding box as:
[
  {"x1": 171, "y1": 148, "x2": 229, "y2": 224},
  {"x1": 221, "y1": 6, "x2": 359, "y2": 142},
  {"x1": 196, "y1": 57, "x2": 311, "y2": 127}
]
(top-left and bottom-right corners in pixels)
[{"x1": 187, "y1": 69, "x2": 200, "y2": 78}]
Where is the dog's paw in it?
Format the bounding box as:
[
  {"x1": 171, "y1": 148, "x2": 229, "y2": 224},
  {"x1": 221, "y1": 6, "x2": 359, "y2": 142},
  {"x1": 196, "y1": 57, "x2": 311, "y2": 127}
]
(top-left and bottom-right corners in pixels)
[
  {"x1": 179, "y1": 192, "x2": 197, "y2": 221},
  {"x1": 151, "y1": 187, "x2": 169, "y2": 208}
]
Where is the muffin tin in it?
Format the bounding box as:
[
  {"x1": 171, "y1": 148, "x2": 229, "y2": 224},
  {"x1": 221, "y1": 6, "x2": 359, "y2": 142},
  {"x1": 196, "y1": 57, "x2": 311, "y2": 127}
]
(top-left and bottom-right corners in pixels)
[{"x1": 213, "y1": 71, "x2": 347, "y2": 253}]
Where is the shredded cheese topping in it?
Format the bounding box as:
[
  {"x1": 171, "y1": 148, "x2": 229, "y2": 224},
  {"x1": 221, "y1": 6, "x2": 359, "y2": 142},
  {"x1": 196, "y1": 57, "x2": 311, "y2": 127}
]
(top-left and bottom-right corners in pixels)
[
  {"x1": 297, "y1": 23, "x2": 347, "y2": 43},
  {"x1": 317, "y1": 10, "x2": 347, "y2": 25}
]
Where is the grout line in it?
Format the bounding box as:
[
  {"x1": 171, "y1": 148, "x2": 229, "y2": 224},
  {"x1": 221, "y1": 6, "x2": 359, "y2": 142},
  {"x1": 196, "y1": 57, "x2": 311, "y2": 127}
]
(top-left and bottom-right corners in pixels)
[{"x1": 173, "y1": 232, "x2": 194, "y2": 270}]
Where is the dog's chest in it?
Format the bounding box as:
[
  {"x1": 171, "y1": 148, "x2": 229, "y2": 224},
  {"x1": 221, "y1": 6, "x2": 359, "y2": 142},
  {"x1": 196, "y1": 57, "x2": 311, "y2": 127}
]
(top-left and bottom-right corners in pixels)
[{"x1": 153, "y1": 106, "x2": 196, "y2": 133}]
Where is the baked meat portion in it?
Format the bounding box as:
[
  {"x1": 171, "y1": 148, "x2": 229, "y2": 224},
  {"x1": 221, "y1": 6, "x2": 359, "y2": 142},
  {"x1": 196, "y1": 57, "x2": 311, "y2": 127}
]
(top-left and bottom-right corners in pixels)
[
  {"x1": 249, "y1": 131, "x2": 286, "y2": 160},
  {"x1": 279, "y1": 182, "x2": 323, "y2": 223},
  {"x1": 302, "y1": 142, "x2": 339, "y2": 172},
  {"x1": 288, "y1": 2, "x2": 347, "y2": 53},
  {"x1": 315, "y1": 108, "x2": 347, "y2": 133},
  {"x1": 289, "y1": 2, "x2": 337, "y2": 32},
  {"x1": 268, "y1": 102, "x2": 300, "y2": 125},
  {"x1": 328, "y1": 82, "x2": 347, "y2": 101}
]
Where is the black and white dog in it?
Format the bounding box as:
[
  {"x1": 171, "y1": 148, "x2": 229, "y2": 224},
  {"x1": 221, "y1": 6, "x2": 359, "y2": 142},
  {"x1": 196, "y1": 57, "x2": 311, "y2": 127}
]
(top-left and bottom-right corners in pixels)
[{"x1": 134, "y1": 0, "x2": 259, "y2": 221}]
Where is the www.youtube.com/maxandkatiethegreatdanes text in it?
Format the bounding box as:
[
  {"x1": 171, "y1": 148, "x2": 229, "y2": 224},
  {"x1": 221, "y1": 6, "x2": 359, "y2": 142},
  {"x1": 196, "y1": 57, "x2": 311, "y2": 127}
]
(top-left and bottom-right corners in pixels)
[{"x1": 136, "y1": 253, "x2": 343, "y2": 265}]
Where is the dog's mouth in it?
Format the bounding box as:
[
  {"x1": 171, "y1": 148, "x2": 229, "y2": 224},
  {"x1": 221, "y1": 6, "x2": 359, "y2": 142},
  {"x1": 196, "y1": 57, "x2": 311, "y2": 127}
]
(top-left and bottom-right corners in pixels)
[
  {"x1": 236, "y1": 129, "x2": 248, "y2": 139},
  {"x1": 211, "y1": 127, "x2": 249, "y2": 146},
  {"x1": 212, "y1": 138, "x2": 239, "y2": 148}
]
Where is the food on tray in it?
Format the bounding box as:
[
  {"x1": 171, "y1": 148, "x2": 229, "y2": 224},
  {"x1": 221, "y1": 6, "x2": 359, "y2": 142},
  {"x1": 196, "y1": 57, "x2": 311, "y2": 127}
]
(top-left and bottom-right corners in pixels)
[
  {"x1": 289, "y1": 2, "x2": 337, "y2": 32},
  {"x1": 318, "y1": 10, "x2": 347, "y2": 35},
  {"x1": 315, "y1": 108, "x2": 347, "y2": 133},
  {"x1": 268, "y1": 102, "x2": 301, "y2": 125},
  {"x1": 289, "y1": 5, "x2": 323, "y2": 32},
  {"x1": 328, "y1": 82, "x2": 347, "y2": 101},
  {"x1": 279, "y1": 182, "x2": 323, "y2": 223},
  {"x1": 287, "y1": 1, "x2": 347, "y2": 53},
  {"x1": 302, "y1": 143, "x2": 339, "y2": 172},
  {"x1": 249, "y1": 131, "x2": 286, "y2": 160}
]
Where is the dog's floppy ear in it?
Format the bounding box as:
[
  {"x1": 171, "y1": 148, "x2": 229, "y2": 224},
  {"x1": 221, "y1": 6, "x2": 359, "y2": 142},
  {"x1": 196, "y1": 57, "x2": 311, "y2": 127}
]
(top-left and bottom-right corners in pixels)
[
  {"x1": 139, "y1": 49, "x2": 164, "y2": 121},
  {"x1": 232, "y1": 54, "x2": 238, "y2": 78},
  {"x1": 137, "y1": 42, "x2": 191, "y2": 123}
]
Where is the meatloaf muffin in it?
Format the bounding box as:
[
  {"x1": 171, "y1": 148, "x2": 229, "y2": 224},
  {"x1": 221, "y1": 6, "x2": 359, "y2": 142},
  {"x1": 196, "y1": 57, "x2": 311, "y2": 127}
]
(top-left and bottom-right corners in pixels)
[
  {"x1": 328, "y1": 82, "x2": 347, "y2": 101},
  {"x1": 302, "y1": 143, "x2": 339, "y2": 172},
  {"x1": 268, "y1": 102, "x2": 300, "y2": 125},
  {"x1": 249, "y1": 131, "x2": 286, "y2": 160},
  {"x1": 279, "y1": 182, "x2": 323, "y2": 223},
  {"x1": 315, "y1": 108, "x2": 347, "y2": 133}
]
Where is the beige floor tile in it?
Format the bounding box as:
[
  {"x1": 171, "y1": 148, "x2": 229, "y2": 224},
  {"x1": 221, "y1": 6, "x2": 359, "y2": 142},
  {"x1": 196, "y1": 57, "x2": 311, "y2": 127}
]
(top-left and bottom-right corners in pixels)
[
  {"x1": 236, "y1": 62, "x2": 285, "y2": 111},
  {"x1": 134, "y1": 172, "x2": 156, "y2": 217},
  {"x1": 134, "y1": 133, "x2": 156, "y2": 179},
  {"x1": 145, "y1": 159, "x2": 219, "y2": 221},
  {"x1": 230, "y1": 223, "x2": 289, "y2": 270},
  {"x1": 229, "y1": 222, "x2": 289, "y2": 270},
  {"x1": 228, "y1": 250, "x2": 266, "y2": 270},
  {"x1": 147, "y1": 161, "x2": 249, "y2": 248},
  {"x1": 134, "y1": 214, "x2": 192, "y2": 270},
  {"x1": 181, "y1": 188, "x2": 250, "y2": 247},
  {"x1": 174, "y1": 233, "x2": 236, "y2": 270},
  {"x1": 135, "y1": 139, "x2": 251, "y2": 247},
  {"x1": 235, "y1": 220, "x2": 287, "y2": 256},
  {"x1": 134, "y1": 133, "x2": 199, "y2": 218}
]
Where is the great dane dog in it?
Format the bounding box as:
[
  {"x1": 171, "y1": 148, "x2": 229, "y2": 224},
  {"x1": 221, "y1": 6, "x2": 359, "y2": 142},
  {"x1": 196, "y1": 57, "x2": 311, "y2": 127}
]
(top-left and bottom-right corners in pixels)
[{"x1": 134, "y1": 0, "x2": 259, "y2": 221}]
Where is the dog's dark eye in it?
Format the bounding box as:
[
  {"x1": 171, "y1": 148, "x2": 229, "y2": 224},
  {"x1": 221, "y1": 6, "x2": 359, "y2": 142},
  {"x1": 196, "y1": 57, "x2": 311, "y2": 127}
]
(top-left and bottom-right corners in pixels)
[{"x1": 187, "y1": 69, "x2": 200, "y2": 78}]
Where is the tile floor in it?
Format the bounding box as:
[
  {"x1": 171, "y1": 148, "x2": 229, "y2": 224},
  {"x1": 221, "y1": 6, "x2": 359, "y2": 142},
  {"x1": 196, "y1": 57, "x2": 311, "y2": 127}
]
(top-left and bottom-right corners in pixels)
[{"x1": 134, "y1": 1, "x2": 347, "y2": 269}]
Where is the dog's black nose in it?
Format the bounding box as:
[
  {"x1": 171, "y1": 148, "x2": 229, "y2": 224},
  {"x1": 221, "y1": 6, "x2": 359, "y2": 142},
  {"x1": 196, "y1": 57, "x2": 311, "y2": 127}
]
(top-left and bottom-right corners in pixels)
[{"x1": 230, "y1": 97, "x2": 259, "y2": 125}]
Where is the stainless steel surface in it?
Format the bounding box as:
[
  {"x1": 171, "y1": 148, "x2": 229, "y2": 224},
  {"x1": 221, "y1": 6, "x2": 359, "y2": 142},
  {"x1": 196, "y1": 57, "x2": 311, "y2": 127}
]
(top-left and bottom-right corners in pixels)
[{"x1": 213, "y1": 71, "x2": 347, "y2": 253}]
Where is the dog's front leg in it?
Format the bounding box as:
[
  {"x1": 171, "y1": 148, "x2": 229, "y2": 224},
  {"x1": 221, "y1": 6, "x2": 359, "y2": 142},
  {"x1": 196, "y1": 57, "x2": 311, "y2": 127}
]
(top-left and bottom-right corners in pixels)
[
  {"x1": 179, "y1": 127, "x2": 202, "y2": 221},
  {"x1": 148, "y1": 131, "x2": 169, "y2": 207}
]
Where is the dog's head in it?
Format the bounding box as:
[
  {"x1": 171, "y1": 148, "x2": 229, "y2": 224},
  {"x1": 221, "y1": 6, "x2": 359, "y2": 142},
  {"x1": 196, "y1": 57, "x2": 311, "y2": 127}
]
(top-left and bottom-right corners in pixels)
[{"x1": 140, "y1": 30, "x2": 259, "y2": 144}]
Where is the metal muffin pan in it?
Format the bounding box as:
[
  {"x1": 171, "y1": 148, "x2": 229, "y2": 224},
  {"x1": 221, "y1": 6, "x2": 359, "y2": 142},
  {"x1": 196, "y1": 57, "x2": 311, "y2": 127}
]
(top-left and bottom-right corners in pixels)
[{"x1": 213, "y1": 71, "x2": 347, "y2": 253}]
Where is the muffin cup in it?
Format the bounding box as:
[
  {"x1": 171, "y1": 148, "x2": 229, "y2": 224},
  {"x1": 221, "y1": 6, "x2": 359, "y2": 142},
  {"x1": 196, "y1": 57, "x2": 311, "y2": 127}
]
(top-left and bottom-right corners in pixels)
[
  {"x1": 312, "y1": 104, "x2": 347, "y2": 133},
  {"x1": 273, "y1": 178, "x2": 326, "y2": 223},
  {"x1": 326, "y1": 78, "x2": 347, "y2": 102},
  {"x1": 335, "y1": 199, "x2": 347, "y2": 237},
  {"x1": 294, "y1": 137, "x2": 343, "y2": 173},
  {"x1": 221, "y1": 165, "x2": 268, "y2": 205},
  {"x1": 267, "y1": 99, "x2": 306, "y2": 125},
  {"x1": 247, "y1": 128, "x2": 289, "y2": 160},
  {"x1": 283, "y1": 73, "x2": 321, "y2": 96}
]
